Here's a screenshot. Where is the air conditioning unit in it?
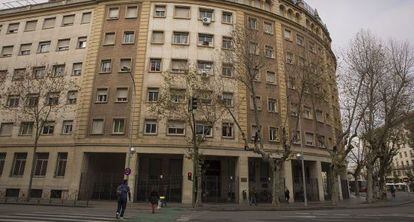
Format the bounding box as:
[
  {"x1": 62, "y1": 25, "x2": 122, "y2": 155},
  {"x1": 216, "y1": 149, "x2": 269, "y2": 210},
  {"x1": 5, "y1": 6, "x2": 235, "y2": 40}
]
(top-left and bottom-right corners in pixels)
[
  {"x1": 202, "y1": 17, "x2": 212, "y2": 25},
  {"x1": 201, "y1": 70, "x2": 209, "y2": 78}
]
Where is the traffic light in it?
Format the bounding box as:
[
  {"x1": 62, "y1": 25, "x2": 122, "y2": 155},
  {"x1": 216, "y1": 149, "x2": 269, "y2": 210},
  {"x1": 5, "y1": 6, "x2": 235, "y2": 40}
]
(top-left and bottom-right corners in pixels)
[
  {"x1": 187, "y1": 172, "x2": 192, "y2": 181},
  {"x1": 191, "y1": 97, "x2": 198, "y2": 110}
]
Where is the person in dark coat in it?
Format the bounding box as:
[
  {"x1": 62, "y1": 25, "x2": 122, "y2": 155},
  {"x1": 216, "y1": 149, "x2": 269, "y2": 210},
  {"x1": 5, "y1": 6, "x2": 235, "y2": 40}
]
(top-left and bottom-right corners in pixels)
[
  {"x1": 285, "y1": 189, "x2": 290, "y2": 203},
  {"x1": 149, "y1": 190, "x2": 159, "y2": 214},
  {"x1": 116, "y1": 179, "x2": 131, "y2": 220}
]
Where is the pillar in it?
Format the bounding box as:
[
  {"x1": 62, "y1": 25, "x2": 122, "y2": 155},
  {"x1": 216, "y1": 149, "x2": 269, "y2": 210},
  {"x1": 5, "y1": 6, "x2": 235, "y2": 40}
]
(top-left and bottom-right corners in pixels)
[
  {"x1": 284, "y1": 160, "x2": 294, "y2": 203},
  {"x1": 236, "y1": 156, "x2": 249, "y2": 204},
  {"x1": 126, "y1": 152, "x2": 138, "y2": 202},
  {"x1": 182, "y1": 156, "x2": 193, "y2": 204},
  {"x1": 338, "y1": 175, "x2": 343, "y2": 200},
  {"x1": 315, "y1": 161, "x2": 325, "y2": 201},
  {"x1": 68, "y1": 150, "x2": 84, "y2": 200}
]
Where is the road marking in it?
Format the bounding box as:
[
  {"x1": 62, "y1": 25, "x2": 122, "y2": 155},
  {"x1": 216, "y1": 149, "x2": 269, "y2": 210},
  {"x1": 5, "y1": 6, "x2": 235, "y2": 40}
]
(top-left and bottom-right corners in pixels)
[{"x1": 15, "y1": 213, "x2": 114, "y2": 220}]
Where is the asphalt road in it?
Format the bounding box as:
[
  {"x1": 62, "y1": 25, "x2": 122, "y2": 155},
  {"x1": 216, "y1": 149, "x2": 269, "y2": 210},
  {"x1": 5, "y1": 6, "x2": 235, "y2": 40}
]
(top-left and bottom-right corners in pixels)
[{"x1": 178, "y1": 202, "x2": 414, "y2": 222}]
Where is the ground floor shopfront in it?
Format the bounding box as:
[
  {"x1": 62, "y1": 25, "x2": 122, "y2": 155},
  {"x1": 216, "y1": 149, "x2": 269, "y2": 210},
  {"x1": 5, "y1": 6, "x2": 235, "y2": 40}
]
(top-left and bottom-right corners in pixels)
[{"x1": 0, "y1": 145, "x2": 348, "y2": 203}]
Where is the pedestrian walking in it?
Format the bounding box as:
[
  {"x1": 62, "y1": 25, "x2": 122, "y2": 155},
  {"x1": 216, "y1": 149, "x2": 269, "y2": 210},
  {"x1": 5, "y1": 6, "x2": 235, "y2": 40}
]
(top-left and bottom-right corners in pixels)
[
  {"x1": 390, "y1": 185, "x2": 396, "y2": 199},
  {"x1": 249, "y1": 187, "x2": 257, "y2": 206},
  {"x1": 284, "y1": 189, "x2": 290, "y2": 203},
  {"x1": 150, "y1": 190, "x2": 159, "y2": 214},
  {"x1": 115, "y1": 179, "x2": 131, "y2": 220}
]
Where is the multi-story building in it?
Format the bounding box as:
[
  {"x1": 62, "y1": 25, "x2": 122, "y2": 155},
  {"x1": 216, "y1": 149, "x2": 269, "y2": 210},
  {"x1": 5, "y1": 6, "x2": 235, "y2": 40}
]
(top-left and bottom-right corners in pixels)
[
  {"x1": 388, "y1": 143, "x2": 414, "y2": 183},
  {"x1": 0, "y1": 0, "x2": 341, "y2": 204}
]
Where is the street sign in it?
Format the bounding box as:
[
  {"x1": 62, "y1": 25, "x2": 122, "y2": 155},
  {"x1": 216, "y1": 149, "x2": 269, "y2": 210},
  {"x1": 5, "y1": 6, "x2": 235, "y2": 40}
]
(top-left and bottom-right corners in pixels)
[{"x1": 124, "y1": 168, "x2": 131, "y2": 176}]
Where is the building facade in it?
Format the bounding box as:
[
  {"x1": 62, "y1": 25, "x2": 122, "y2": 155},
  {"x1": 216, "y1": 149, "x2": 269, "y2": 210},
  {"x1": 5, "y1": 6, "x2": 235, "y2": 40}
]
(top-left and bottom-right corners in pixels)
[{"x1": 0, "y1": 0, "x2": 341, "y2": 203}]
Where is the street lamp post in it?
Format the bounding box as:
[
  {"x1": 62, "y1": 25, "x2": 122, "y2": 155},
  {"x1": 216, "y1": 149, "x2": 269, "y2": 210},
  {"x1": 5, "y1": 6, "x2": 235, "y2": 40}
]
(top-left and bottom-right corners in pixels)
[
  {"x1": 296, "y1": 152, "x2": 308, "y2": 207},
  {"x1": 126, "y1": 71, "x2": 137, "y2": 179}
]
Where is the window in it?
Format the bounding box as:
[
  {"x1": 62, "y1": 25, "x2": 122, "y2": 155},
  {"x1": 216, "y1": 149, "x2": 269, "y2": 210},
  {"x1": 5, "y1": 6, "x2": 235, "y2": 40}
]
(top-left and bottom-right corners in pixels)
[
  {"x1": 222, "y1": 92, "x2": 234, "y2": 107},
  {"x1": 116, "y1": 88, "x2": 128, "y2": 102},
  {"x1": 147, "y1": 88, "x2": 159, "y2": 102},
  {"x1": 57, "y1": 39, "x2": 70, "y2": 51},
  {"x1": 144, "y1": 120, "x2": 157, "y2": 134},
  {"x1": 317, "y1": 135, "x2": 326, "y2": 148},
  {"x1": 24, "y1": 20, "x2": 37, "y2": 32},
  {"x1": 154, "y1": 5, "x2": 166, "y2": 17},
  {"x1": 41, "y1": 121, "x2": 55, "y2": 135},
  {"x1": 264, "y1": 21, "x2": 274, "y2": 34},
  {"x1": 222, "y1": 11, "x2": 233, "y2": 24},
  {"x1": 42, "y1": 17, "x2": 56, "y2": 29},
  {"x1": 12, "y1": 68, "x2": 25, "y2": 81},
  {"x1": 222, "y1": 63, "x2": 233, "y2": 77},
  {"x1": 126, "y1": 6, "x2": 138, "y2": 18},
  {"x1": 19, "y1": 122, "x2": 33, "y2": 136},
  {"x1": 120, "y1": 58, "x2": 132, "y2": 72},
  {"x1": 0, "y1": 153, "x2": 5, "y2": 176},
  {"x1": 55, "y1": 152, "x2": 68, "y2": 177},
  {"x1": 112, "y1": 119, "x2": 125, "y2": 134},
  {"x1": 34, "y1": 153, "x2": 49, "y2": 177},
  {"x1": 198, "y1": 33, "x2": 214, "y2": 47},
  {"x1": 77, "y1": 37, "x2": 87, "y2": 49},
  {"x1": 52, "y1": 65, "x2": 65, "y2": 77},
  {"x1": 11, "y1": 153, "x2": 27, "y2": 176},
  {"x1": 172, "y1": 32, "x2": 189, "y2": 45},
  {"x1": 26, "y1": 94, "x2": 39, "y2": 107},
  {"x1": 288, "y1": 77, "x2": 296, "y2": 89},
  {"x1": 292, "y1": 131, "x2": 301, "y2": 144},
  {"x1": 284, "y1": 29, "x2": 291, "y2": 40},
  {"x1": 151, "y1": 31, "x2": 164, "y2": 44},
  {"x1": 171, "y1": 59, "x2": 188, "y2": 73},
  {"x1": 269, "y1": 127, "x2": 278, "y2": 141},
  {"x1": 199, "y1": 8, "x2": 214, "y2": 20},
  {"x1": 250, "y1": 96, "x2": 262, "y2": 110},
  {"x1": 222, "y1": 36, "x2": 232, "y2": 49},
  {"x1": 248, "y1": 17, "x2": 257, "y2": 29},
  {"x1": 266, "y1": 71, "x2": 276, "y2": 83},
  {"x1": 265, "y1": 45, "x2": 274, "y2": 58},
  {"x1": 62, "y1": 120, "x2": 73, "y2": 135},
  {"x1": 19, "y1": 43, "x2": 31, "y2": 55},
  {"x1": 268, "y1": 98, "x2": 277, "y2": 112},
  {"x1": 196, "y1": 123, "x2": 212, "y2": 137},
  {"x1": 7, "y1": 95, "x2": 20, "y2": 107},
  {"x1": 303, "y1": 106, "x2": 312, "y2": 119},
  {"x1": 167, "y1": 121, "x2": 185, "y2": 135},
  {"x1": 286, "y1": 52, "x2": 294, "y2": 64},
  {"x1": 51, "y1": 190, "x2": 62, "y2": 199},
  {"x1": 249, "y1": 42, "x2": 259, "y2": 55},
  {"x1": 305, "y1": 133, "x2": 314, "y2": 146},
  {"x1": 316, "y1": 110, "x2": 324, "y2": 122},
  {"x1": 170, "y1": 89, "x2": 185, "y2": 103},
  {"x1": 174, "y1": 6, "x2": 190, "y2": 19},
  {"x1": 100, "y1": 59, "x2": 112, "y2": 73},
  {"x1": 103, "y1": 32, "x2": 115, "y2": 45},
  {"x1": 123, "y1": 31, "x2": 135, "y2": 44},
  {"x1": 296, "y1": 34, "x2": 304, "y2": 46},
  {"x1": 81, "y1": 12, "x2": 92, "y2": 24},
  {"x1": 0, "y1": 70, "x2": 6, "y2": 83},
  {"x1": 298, "y1": 57, "x2": 305, "y2": 67},
  {"x1": 251, "y1": 125, "x2": 261, "y2": 141},
  {"x1": 91, "y1": 119, "x2": 104, "y2": 134},
  {"x1": 197, "y1": 61, "x2": 213, "y2": 76},
  {"x1": 72, "y1": 63, "x2": 82, "y2": 76},
  {"x1": 0, "y1": 123, "x2": 13, "y2": 136},
  {"x1": 38, "y1": 41, "x2": 51, "y2": 53},
  {"x1": 222, "y1": 122, "x2": 234, "y2": 138},
  {"x1": 62, "y1": 14, "x2": 75, "y2": 26},
  {"x1": 96, "y1": 88, "x2": 108, "y2": 103},
  {"x1": 1, "y1": 45, "x2": 13, "y2": 57},
  {"x1": 7, "y1": 23, "x2": 19, "y2": 33},
  {"x1": 108, "y1": 7, "x2": 119, "y2": 19},
  {"x1": 198, "y1": 90, "x2": 213, "y2": 105},
  {"x1": 149, "y1": 58, "x2": 161, "y2": 72},
  {"x1": 67, "y1": 90, "x2": 78, "y2": 104}
]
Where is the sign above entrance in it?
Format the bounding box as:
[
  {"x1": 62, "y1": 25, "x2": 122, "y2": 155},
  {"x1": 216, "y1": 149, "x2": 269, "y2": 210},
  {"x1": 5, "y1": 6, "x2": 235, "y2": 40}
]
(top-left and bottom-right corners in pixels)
[{"x1": 124, "y1": 168, "x2": 131, "y2": 176}]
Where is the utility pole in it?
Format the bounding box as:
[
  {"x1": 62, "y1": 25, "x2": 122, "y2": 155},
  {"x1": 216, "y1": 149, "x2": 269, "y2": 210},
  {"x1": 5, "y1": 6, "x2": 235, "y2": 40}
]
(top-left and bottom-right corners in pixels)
[
  {"x1": 297, "y1": 117, "x2": 308, "y2": 207},
  {"x1": 189, "y1": 97, "x2": 198, "y2": 207}
]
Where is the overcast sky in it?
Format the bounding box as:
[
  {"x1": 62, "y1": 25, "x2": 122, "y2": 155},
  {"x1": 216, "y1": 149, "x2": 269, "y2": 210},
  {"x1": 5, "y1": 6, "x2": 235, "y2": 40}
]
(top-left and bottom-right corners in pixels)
[{"x1": 1, "y1": 0, "x2": 413, "y2": 52}]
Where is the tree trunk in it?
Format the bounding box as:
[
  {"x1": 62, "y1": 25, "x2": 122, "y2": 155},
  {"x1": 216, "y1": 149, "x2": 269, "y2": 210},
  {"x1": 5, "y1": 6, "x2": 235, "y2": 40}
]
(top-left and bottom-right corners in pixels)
[
  {"x1": 378, "y1": 167, "x2": 386, "y2": 200},
  {"x1": 26, "y1": 134, "x2": 39, "y2": 201},
  {"x1": 271, "y1": 160, "x2": 281, "y2": 207},
  {"x1": 366, "y1": 165, "x2": 373, "y2": 203},
  {"x1": 331, "y1": 168, "x2": 339, "y2": 205},
  {"x1": 354, "y1": 174, "x2": 360, "y2": 197},
  {"x1": 195, "y1": 162, "x2": 203, "y2": 207}
]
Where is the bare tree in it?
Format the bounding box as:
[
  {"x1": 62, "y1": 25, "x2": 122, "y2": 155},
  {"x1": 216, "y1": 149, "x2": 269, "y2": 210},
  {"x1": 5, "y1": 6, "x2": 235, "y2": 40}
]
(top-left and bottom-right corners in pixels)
[
  {"x1": 150, "y1": 63, "x2": 230, "y2": 207},
  {"x1": 0, "y1": 65, "x2": 77, "y2": 200},
  {"x1": 347, "y1": 138, "x2": 366, "y2": 197}
]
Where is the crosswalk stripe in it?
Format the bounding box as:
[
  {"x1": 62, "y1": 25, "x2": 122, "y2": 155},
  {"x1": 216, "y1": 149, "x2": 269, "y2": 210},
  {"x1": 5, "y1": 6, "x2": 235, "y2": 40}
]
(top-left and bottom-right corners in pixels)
[
  {"x1": 0, "y1": 215, "x2": 113, "y2": 222},
  {"x1": 15, "y1": 213, "x2": 114, "y2": 221},
  {"x1": 0, "y1": 219, "x2": 50, "y2": 222}
]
